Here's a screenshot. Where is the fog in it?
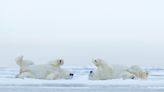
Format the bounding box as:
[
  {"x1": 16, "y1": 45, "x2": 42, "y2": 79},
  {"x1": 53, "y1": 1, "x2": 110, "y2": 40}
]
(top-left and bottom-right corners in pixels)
[{"x1": 0, "y1": 0, "x2": 164, "y2": 67}]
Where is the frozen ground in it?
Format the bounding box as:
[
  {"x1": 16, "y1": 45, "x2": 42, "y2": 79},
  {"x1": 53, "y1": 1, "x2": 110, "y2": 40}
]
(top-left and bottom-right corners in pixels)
[{"x1": 0, "y1": 66, "x2": 164, "y2": 92}]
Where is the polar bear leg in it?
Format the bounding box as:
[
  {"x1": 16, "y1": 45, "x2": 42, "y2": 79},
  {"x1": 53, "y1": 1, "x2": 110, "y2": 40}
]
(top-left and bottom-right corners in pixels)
[
  {"x1": 46, "y1": 72, "x2": 60, "y2": 80},
  {"x1": 121, "y1": 71, "x2": 136, "y2": 80},
  {"x1": 15, "y1": 56, "x2": 23, "y2": 66},
  {"x1": 17, "y1": 72, "x2": 33, "y2": 79}
]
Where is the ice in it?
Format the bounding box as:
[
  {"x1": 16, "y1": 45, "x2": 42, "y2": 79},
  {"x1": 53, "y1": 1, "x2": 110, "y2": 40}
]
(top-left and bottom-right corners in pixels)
[{"x1": 0, "y1": 66, "x2": 164, "y2": 92}]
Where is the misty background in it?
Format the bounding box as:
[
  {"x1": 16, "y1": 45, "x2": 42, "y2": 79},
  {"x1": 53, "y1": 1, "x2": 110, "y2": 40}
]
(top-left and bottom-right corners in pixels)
[{"x1": 0, "y1": 0, "x2": 164, "y2": 67}]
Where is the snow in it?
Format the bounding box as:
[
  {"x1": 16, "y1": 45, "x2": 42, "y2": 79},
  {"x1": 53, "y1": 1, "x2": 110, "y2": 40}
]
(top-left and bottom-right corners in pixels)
[{"x1": 0, "y1": 67, "x2": 164, "y2": 92}]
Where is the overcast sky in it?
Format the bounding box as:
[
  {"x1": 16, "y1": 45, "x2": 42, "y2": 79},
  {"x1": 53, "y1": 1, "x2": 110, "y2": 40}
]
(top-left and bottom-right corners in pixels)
[{"x1": 0, "y1": 0, "x2": 164, "y2": 67}]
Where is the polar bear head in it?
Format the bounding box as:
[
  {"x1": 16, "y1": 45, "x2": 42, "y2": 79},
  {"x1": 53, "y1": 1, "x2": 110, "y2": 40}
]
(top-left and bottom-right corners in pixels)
[
  {"x1": 49, "y1": 59, "x2": 64, "y2": 67},
  {"x1": 59, "y1": 68, "x2": 74, "y2": 79},
  {"x1": 46, "y1": 68, "x2": 74, "y2": 80},
  {"x1": 92, "y1": 59, "x2": 109, "y2": 67},
  {"x1": 89, "y1": 70, "x2": 101, "y2": 80},
  {"x1": 127, "y1": 65, "x2": 149, "y2": 80},
  {"x1": 15, "y1": 56, "x2": 34, "y2": 67},
  {"x1": 89, "y1": 59, "x2": 113, "y2": 80}
]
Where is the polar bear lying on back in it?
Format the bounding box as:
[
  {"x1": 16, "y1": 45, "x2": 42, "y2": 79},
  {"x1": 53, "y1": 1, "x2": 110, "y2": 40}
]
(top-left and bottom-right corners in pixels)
[
  {"x1": 89, "y1": 59, "x2": 148, "y2": 80},
  {"x1": 16, "y1": 56, "x2": 74, "y2": 80}
]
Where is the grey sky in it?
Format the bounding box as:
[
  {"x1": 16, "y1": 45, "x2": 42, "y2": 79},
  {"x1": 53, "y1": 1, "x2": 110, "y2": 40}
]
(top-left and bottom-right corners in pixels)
[{"x1": 0, "y1": 0, "x2": 164, "y2": 67}]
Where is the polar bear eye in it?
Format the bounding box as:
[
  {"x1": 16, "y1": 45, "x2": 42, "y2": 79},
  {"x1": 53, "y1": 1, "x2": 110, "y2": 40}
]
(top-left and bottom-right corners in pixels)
[{"x1": 58, "y1": 59, "x2": 64, "y2": 65}]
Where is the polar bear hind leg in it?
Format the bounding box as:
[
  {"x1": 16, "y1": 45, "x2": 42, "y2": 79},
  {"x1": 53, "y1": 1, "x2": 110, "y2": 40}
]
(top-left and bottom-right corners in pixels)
[{"x1": 16, "y1": 72, "x2": 34, "y2": 79}]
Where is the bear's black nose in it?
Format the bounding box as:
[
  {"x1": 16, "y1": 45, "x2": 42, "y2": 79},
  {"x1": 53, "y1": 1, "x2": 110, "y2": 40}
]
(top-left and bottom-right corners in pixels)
[
  {"x1": 131, "y1": 76, "x2": 135, "y2": 79},
  {"x1": 90, "y1": 71, "x2": 93, "y2": 74},
  {"x1": 70, "y1": 73, "x2": 74, "y2": 76}
]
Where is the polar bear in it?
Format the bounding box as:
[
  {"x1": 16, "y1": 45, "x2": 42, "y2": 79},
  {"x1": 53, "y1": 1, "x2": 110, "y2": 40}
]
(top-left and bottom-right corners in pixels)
[
  {"x1": 127, "y1": 65, "x2": 149, "y2": 80},
  {"x1": 15, "y1": 56, "x2": 74, "y2": 80},
  {"x1": 89, "y1": 59, "x2": 136, "y2": 80}
]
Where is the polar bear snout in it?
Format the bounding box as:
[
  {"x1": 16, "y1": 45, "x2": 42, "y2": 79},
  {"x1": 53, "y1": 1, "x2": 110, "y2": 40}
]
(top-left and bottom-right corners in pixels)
[{"x1": 66, "y1": 73, "x2": 74, "y2": 79}]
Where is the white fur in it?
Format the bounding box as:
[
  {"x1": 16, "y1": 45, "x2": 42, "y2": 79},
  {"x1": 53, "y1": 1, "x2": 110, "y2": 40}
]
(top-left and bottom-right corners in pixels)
[
  {"x1": 15, "y1": 56, "x2": 34, "y2": 77},
  {"x1": 15, "y1": 56, "x2": 73, "y2": 80},
  {"x1": 127, "y1": 65, "x2": 149, "y2": 80},
  {"x1": 89, "y1": 59, "x2": 136, "y2": 80}
]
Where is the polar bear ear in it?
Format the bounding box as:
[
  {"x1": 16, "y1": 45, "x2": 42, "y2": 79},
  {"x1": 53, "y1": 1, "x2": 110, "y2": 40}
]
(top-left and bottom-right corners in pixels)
[{"x1": 15, "y1": 56, "x2": 24, "y2": 66}]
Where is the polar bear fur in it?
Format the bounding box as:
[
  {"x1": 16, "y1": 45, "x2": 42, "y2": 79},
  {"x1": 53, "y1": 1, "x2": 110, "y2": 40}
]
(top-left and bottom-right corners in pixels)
[
  {"x1": 89, "y1": 59, "x2": 113, "y2": 80},
  {"x1": 15, "y1": 56, "x2": 73, "y2": 80},
  {"x1": 89, "y1": 59, "x2": 137, "y2": 80},
  {"x1": 127, "y1": 65, "x2": 149, "y2": 80},
  {"x1": 15, "y1": 56, "x2": 34, "y2": 75}
]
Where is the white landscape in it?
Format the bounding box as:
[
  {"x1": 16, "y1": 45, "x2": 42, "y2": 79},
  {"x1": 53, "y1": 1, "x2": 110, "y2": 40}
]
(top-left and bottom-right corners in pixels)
[
  {"x1": 1, "y1": 0, "x2": 164, "y2": 92},
  {"x1": 0, "y1": 66, "x2": 164, "y2": 92}
]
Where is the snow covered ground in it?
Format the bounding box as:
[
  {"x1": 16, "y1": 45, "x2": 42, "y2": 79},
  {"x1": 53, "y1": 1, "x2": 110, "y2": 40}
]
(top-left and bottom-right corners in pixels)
[{"x1": 0, "y1": 66, "x2": 164, "y2": 92}]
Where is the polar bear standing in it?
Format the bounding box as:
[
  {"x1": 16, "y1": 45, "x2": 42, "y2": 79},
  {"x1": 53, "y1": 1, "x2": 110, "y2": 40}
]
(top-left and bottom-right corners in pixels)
[
  {"x1": 89, "y1": 59, "x2": 136, "y2": 80},
  {"x1": 127, "y1": 65, "x2": 149, "y2": 80},
  {"x1": 15, "y1": 56, "x2": 74, "y2": 80}
]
